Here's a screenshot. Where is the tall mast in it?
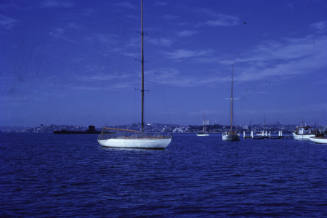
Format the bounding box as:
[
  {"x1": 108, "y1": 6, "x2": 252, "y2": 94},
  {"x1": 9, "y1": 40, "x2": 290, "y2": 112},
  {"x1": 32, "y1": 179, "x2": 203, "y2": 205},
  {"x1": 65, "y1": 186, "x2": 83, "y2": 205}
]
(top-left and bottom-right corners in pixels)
[
  {"x1": 230, "y1": 64, "x2": 234, "y2": 131},
  {"x1": 203, "y1": 120, "x2": 205, "y2": 133},
  {"x1": 141, "y1": 0, "x2": 145, "y2": 132}
]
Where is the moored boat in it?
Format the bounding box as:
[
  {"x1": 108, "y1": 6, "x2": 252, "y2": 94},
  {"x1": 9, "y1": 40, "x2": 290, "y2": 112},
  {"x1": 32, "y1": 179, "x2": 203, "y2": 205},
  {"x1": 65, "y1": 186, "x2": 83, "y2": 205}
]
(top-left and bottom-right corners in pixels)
[
  {"x1": 309, "y1": 137, "x2": 327, "y2": 144},
  {"x1": 292, "y1": 126, "x2": 315, "y2": 140},
  {"x1": 197, "y1": 133, "x2": 210, "y2": 137},
  {"x1": 222, "y1": 65, "x2": 240, "y2": 141},
  {"x1": 98, "y1": 0, "x2": 172, "y2": 149},
  {"x1": 98, "y1": 129, "x2": 171, "y2": 149},
  {"x1": 222, "y1": 131, "x2": 240, "y2": 141},
  {"x1": 197, "y1": 120, "x2": 210, "y2": 136}
]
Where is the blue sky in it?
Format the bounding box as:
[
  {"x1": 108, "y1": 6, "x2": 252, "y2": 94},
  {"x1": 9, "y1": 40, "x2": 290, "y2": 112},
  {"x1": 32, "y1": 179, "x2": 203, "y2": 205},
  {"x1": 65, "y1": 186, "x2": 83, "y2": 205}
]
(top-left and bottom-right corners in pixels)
[{"x1": 0, "y1": 0, "x2": 326, "y2": 127}]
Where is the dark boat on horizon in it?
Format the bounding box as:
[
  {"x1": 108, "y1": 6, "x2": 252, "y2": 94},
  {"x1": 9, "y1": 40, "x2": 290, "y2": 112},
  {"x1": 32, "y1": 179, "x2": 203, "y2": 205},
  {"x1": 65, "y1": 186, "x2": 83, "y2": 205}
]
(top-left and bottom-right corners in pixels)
[{"x1": 54, "y1": 125, "x2": 101, "y2": 134}]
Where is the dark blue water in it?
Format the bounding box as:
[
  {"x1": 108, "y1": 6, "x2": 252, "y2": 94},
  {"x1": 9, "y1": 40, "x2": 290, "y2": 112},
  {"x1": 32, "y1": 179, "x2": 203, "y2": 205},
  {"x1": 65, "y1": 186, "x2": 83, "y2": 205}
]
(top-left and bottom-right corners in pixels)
[{"x1": 1, "y1": 133, "x2": 327, "y2": 217}]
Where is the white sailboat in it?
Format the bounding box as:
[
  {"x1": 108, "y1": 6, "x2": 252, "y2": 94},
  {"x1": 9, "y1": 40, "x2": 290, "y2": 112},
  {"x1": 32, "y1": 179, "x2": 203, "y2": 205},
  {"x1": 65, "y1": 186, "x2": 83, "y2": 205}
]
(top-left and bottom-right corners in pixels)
[
  {"x1": 292, "y1": 125, "x2": 315, "y2": 140},
  {"x1": 98, "y1": 0, "x2": 172, "y2": 149},
  {"x1": 222, "y1": 65, "x2": 240, "y2": 141},
  {"x1": 197, "y1": 120, "x2": 210, "y2": 136},
  {"x1": 309, "y1": 137, "x2": 327, "y2": 144}
]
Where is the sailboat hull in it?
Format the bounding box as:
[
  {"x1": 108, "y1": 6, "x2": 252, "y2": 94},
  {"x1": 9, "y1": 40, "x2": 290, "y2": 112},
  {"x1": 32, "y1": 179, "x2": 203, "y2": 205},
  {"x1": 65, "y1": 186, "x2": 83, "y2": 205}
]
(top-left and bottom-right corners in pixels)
[
  {"x1": 197, "y1": 133, "x2": 209, "y2": 136},
  {"x1": 222, "y1": 133, "x2": 240, "y2": 141},
  {"x1": 309, "y1": 137, "x2": 327, "y2": 144},
  {"x1": 98, "y1": 137, "x2": 171, "y2": 149},
  {"x1": 292, "y1": 133, "x2": 315, "y2": 140}
]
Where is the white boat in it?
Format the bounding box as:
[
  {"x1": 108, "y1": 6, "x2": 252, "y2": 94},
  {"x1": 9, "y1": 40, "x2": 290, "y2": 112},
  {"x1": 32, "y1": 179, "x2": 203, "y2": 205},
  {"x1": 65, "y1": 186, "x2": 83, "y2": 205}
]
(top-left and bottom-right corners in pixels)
[
  {"x1": 197, "y1": 120, "x2": 210, "y2": 136},
  {"x1": 292, "y1": 126, "x2": 315, "y2": 140},
  {"x1": 309, "y1": 137, "x2": 327, "y2": 144},
  {"x1": 256, "y1": 130, "x2": 265, "y2": 137},
  {"x1": 197, "y1": 133, "x2": 209, "y2": 137},
  {"x1": 292, "y1": 133, "x2": 315, "y2": 140},
  {"x1": 98, "y1": 136, "x2": 172, "y2": 149},
  {"x1": 222, "y1": 131, "x2": 240, "y2": 141},
  {"x1": 98, "y1": 128, "x2": 171, "y2": 149},
  {"x1": 252, "y1": 130, "x2": 268, "y2": 139},
  {"x1": 98, "y1": 0, "x2": 172, "y2": 149},
  {"x1": 222, "y1": 65, "x2": 240, "y2": 141}
]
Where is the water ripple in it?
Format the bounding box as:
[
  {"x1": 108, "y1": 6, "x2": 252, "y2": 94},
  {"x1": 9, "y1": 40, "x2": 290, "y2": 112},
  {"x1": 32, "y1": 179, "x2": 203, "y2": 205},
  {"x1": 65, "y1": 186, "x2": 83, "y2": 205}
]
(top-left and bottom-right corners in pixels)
[{"x1": 1, "y1": 133, "x2": 327, "y2": 217}]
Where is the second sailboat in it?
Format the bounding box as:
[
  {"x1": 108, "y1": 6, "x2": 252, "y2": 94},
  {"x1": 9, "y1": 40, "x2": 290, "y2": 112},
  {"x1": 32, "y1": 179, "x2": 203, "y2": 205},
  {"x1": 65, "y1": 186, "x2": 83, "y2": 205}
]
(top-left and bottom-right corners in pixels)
[{"x1": 222, "y1": 65, "x2": 240, "y2": 141}]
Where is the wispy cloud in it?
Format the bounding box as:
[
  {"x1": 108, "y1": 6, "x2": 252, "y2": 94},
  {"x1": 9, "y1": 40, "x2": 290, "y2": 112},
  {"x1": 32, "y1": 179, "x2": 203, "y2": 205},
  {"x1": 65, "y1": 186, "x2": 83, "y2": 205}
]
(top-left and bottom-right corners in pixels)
[
  {"x1": 162, "y1": 14, "x2": 179, "y2": 20},
  {"x1": 72, "y1": 69, "x2": 136, "y2": 90},
  {"x1": 84, "y1": 33, "x2": 140, "y2": 58},
  {"x1": 146, "y1": 68, "x2": 228, "y2": 87},
  {"x1": 195, "y1": 8, "x2": 240, "y2": 27},
  {"x1": 79, "y1": 73, "x2": 130, "y2": 82},
  {"x1": 154, "y1": 1, "x2": 167, "y2": 7},
  {"x1": 165, "y1": 49, "x2": 213, "y2": 60},
  {"x1": 48, "y1": 22, "x2": 84, "y2": 43},
  {"x1": 66, "y1": 22, "x2": 81, "y2": 30},
  {"x1": 49, "y1": 27, "x2": 76, "y2": 43},
  {"x1": 41, "y1": 0, "x2": 74, "y2": 8},
  {"x1": 204, "y1": 13, "x2": 240, "y2": 27},
  {"x1": 310, "y1": 20, "x2": 327, "y2": 32},
  {"x1": 125, "y1": 37, "x2": 139, "y2": 48},
  {"x1": 219, "y1": 34, "x2": 327, "y2": 82},
  {"x1": 0, "y1": 14, "x2": 17, "y2": 29},
  {"x1": 177, "y1": 30, "x2": 198, "y2": 37},
  {"x1": 114, "y1": 1, "x2": 135, "y2": 9},
  {"x1": 146, "y1": 68, "x2": 194, "y2": 87},
  {"x1": 81, "y1": 8, "x2": 95, "y2": 16},
  {"x1": 49, "y1": 27, "x2": 64, "y2": 36},
  {"x1": 87, "y1": 33, "x2": 118, "y2": 45},
  {"x1": 71, "y1": 83, "x2": 133, "y2": 91},
  {"x1": 147, "y1": 37, "x2": 173, "y2": 47},
  {"x1": 196, "y1": 8, "x2": 217, "y2": 17},
  {"x1": 0, "y1": 2, "x2": 19, "y2": 10}
]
